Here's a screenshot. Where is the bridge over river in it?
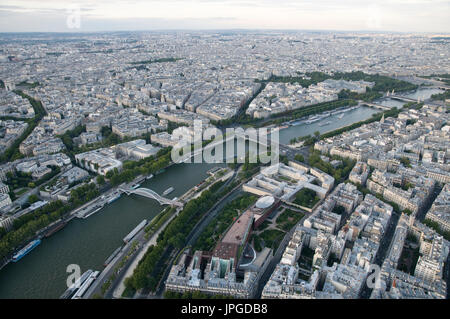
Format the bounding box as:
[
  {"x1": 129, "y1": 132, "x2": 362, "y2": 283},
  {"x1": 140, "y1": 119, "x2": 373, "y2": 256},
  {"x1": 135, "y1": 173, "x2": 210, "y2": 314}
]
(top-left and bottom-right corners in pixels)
[{"x1": 120, "y1": 187, "x2": 184, "y2": 207}]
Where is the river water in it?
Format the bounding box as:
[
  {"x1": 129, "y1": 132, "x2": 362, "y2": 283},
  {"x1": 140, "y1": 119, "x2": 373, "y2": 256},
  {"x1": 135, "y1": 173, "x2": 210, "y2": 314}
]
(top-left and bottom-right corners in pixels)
[
  {"x1": 0, "y1": 162, "x2": 222, "y2": 299},
  {"x1": 401, "y1": 87, "x2": 443, "y2": 100},
  {"x1": 0, "y1": 87, "x2": 443, "y2": 299},
  {"x1": 279, "y1": 87, "x2": 445, "y2": 145},
  {"x1": 278, "y1": 106, "x2": 379, "y2": 144}
]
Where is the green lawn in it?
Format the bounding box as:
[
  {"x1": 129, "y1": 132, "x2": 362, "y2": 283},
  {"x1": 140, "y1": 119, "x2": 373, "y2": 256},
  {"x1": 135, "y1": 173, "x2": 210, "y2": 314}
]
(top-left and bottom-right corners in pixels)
[
  {"x1": 293, "y1": 188, "x2": 320, "y2": 208},
  {"x1": 276, "y1": 209, "x2": 305, "y2": 232},
  {"x1": 258, "y1": 229, "x2": 285, "y2": 251},
  {"x1": 14, "y1": 188, "x2": 29, "y2": 196},
  {"x1": 121, "y1": 286, "x2": 136, "y2": 298}
]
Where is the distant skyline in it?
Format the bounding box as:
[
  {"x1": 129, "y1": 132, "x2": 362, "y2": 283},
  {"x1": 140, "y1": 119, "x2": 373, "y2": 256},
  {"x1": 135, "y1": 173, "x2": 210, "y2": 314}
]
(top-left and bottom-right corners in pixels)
[{"x1": 0, "y1": 0, "x2": 449, "y2": 33}]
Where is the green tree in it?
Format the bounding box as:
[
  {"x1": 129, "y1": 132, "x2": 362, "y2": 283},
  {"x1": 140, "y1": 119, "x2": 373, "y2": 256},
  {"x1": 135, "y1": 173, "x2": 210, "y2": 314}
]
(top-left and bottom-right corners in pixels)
[
  {"x1": 400, "y1": 157, "x2": 412, "y2": 168},
  {"x1": 28, "y1": 194, "x2": 39, "y2": 204},
  {"x1": 294, "y1": 154, "x2": 305, "y2": 163},
  {"x1": 96, "y1": 175, "x2": 106, "y2": 185}
]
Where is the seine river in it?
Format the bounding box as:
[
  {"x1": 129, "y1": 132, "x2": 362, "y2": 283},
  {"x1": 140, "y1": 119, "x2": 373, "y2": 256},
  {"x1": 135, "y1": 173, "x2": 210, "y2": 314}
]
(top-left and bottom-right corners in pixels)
[
  {"x1": 278, "y1": 106, "x2": 379, "y2": 144},
  {"x1": 0, "y1": 162, "x2": 222, "y2": 299},
  {"x1": 279, "y1": 87, "x2": 444, "y2": 145},
  {"x1": 0, "y1": 87, "x2": 442, "y2": 299}
]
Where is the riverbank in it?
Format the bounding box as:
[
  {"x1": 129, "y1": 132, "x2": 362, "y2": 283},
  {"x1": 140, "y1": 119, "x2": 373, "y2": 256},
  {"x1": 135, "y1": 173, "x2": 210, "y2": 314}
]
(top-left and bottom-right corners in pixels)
[
  {"x1": 278, "y1": 105, "x2": 379, "y2": 145},
  {"x1": 0, "y1": 85, "x2": 442, "y2": 299},
  {"x1": 0, "y1": 162, "x2": 223, "y2": 299},
  {"x1": 86, "y1": 168, "x2": 233, "y2": 299}
]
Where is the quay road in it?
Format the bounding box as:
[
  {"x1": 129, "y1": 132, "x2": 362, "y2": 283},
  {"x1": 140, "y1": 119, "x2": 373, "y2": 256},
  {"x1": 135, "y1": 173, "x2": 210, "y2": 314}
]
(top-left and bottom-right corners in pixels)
[
  {"x1": 128, "y1": 170, "x2": 237, "y2": 299},
  {"x1": 86, "y1": 169, "x2": 237, "y2": 299},
  {"x1": 84, "y1": 204, "x2": 183, "y2": 299},
  {"x1": 141, "y1": 168, "x2": 243, "y2": 299},
  {"x1": 140, "y1": 171, "x2": 311, "y2": 300},
  {"x1": 83, "y1": 235, "x2": 138, "y2": 299},
  {"x1": 130, "y1": 168, "x2": 255, "y2": 299},
  {"x1": 111, "y1": 205, "x2": 184, "y2": 299},
  {"x1": 143, "y1": 186, "x2": 244, "y2": 298}
]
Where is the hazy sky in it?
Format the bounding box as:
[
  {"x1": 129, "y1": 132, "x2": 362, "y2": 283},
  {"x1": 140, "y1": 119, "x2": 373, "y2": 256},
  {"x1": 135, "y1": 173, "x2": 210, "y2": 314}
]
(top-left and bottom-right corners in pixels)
[{"x1": 0, "y1": 0, "x2": 449, "y2": 33}]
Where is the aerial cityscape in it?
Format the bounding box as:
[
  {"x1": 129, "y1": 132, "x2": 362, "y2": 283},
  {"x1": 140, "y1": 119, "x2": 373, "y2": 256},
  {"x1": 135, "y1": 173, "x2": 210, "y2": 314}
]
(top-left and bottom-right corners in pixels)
[{"x1": 0, "y1": 0, "x2": 449, "y2": 303}]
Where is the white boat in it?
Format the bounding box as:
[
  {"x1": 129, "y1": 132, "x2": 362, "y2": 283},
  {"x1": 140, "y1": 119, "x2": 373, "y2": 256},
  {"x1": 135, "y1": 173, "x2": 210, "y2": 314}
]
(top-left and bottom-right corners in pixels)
[
  {"x1": 107, "y1": 193, "x2": 121, "y2": 204},
  {"x1": 12, "y1": 239, "x2": 41, "y2": 262},
  {"x1": 163, "y1": 187, "x2": 174, "y2": 196},
  {"x1": 60, "y1": 269, "x2": 92, "y2": 299},
  {"x1": 318, "y1": 121, "x2": 332, "y2": 127},
  {"x1": 71, "y1": 271, "x2": 100, "y2": 299},
  {"x1": 291, "y1": 120, "x2": 303, "y2": 126},
  {"x1": 82, "y1": 205, "x2": 104, "y2": 219},
  {"x1": 306, "y1": 118, "x2": 321, "y2": 124},
  {"x1": 123, "y1": 220, "x2": 148, "y2": 244}
]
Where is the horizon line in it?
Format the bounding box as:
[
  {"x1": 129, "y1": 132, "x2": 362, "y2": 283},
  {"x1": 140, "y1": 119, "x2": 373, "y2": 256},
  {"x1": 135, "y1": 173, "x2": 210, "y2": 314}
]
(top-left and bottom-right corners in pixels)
[{"x1": 1, "y1": 28, "x2": 450, "y2": 35}]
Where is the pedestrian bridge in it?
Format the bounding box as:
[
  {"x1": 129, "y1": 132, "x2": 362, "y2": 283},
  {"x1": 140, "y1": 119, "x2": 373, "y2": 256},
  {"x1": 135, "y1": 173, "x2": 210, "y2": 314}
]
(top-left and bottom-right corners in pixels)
[{"x1": 120, "y1": 187, "x2": 183, "y2": 207}]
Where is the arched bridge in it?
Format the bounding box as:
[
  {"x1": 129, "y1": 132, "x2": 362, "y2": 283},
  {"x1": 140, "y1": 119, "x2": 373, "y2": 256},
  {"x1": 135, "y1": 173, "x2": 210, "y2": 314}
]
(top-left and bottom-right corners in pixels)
[{"x1": 120, "y1": 187, "x2": 183, "y2": 207}]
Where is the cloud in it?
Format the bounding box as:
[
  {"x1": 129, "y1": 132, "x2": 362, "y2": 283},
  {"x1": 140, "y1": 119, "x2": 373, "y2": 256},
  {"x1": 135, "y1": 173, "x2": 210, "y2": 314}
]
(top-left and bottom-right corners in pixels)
[{"x1": 0, "y1": 0, "x2": 448, "y2": 32}]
